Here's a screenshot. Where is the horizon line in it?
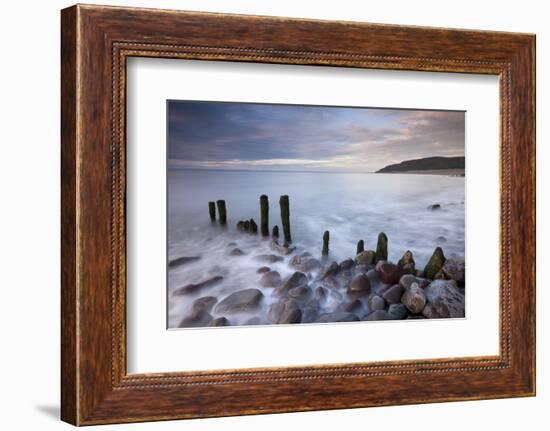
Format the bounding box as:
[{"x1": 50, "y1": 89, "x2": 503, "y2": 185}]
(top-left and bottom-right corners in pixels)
[{"x1": 167, "y1": 167, "x2": 375, "y2": 174}]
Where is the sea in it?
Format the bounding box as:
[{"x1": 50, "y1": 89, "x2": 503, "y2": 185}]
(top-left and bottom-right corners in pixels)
[{"x1": 167, "y1": 168, "x2": 465, "y2": 328}]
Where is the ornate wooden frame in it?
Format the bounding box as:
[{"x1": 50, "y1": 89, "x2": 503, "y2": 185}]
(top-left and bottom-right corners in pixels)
[{"x1": 61, "y1": 4, "x2": 536, "y2": 425}]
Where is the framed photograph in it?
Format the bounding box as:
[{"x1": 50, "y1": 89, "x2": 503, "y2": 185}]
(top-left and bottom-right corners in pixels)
[{"x1": 61, "y1": 4, "x2": 536, "y2": 425}]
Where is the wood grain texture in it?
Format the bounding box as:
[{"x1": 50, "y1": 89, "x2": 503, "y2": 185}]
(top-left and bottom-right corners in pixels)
[{"x1": 60, "y1": 4, "x2": 536, "y2": 425}]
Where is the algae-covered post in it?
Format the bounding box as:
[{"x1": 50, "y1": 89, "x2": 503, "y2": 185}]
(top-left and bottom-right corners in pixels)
[
  {"x1": 322, "y1": 230, "x2": 330, "y2": 256},
  {"x1": 208, "y1": 201, "x2": 216, "y2": 222},
  {"x1": 375, "y1": 232, "x2": 388, "y2": 262},
  {"x1": 356, "y1": 239, "x2": 364, "y2": 255},
  {"x1": 272, "y1": 225, "x2": 279, "y2": 239},
  {"x1": 279, "y1": 195, "x2": 291, "y2": 244},
  {"x1": 424, "y1": 246, "x2": 446, "y2": 279},
  {"x1": 216, "y1": 200, "x2": 227, "y2": 225},
  {"x1": 260, "y1": 194, "x2": 269, "y2": 236}
]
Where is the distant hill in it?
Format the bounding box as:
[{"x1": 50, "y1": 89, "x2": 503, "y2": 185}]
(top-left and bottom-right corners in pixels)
[{"x1": 376, "y1": 156, "x2": 465, "y2": 173}]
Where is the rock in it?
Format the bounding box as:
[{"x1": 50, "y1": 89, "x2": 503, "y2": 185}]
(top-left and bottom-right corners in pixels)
[
  {"x1": 375, "y1": 232, "x2": 388, "y2": 263},
  {"x1": 347, "y1": 274, "x2": 371, "y2": 296},
  {"x1": 245, "y1": 316, "x2": 261, "y2": 325},
  {"x1": 256, "y1": 266, "x2": 271, "y2": 274},
  {"x1": 415, "y1": 270, "x2": 425, "y2": 278},
  {"x1": 428, "y1": 204, "x2": 441, "y2": 210},
  {"x1": 315, "y1": 312, "x2": 360, "y2": 323},
  {"x1": 229, "y1": 248, "x2": 246, "y2": 256},
  {"x1": 366, "y1": 269, "x2": 380, "y2": 283},
  {"x1": 227, "y1": 242, "x2": 237, "y2": 247},
  {"x1": 406, "y1": 315, "x2": 426, "y2": 320},
  {"x1": 172, "y1": 276, "x2": 223, "y2": 296},
  {"x1": 288, "y1": 285, "x2": 311, "y2": 301},
  {"x1": 368, "y1": 295, "x2": 386, "y2": 311},
  {"x1": 319, "y1": 261, "x2": 339, "y2": 279},
  {"x1": 355, "y1": 250, "x2": 375, "y2": 266},
  {"x1": 339, "y1": 258, "x2": 355, "y2": 271},
  {"x1": 289, "y1": 255, "x2": 322, "y2": 272},
  {"x1": 278, "y1": 307, "x2": 302, "y2": 324},
  {"x1": 191, "y1": 296, "x2": 217, "y2": 313},
  {"x1": 268, "y1": 301, "x2": 285, "y2": 323},
  {"x1": 375, "y1": 260, "x2": 387, "y2": 271},
  {"x1": 254, "y1": 254, "x2": 283, "y2": 263},
  {"x1": 301, "y1": 304, "x2": 320, "y2": 323},
  {"x1": 279, "y1": 271, "x2": 308, "y2": 293},
  {"x1": 329, "y1": 288, "x2": 344, "y2": 303},
  {"x1": 354, "y1": 264, "x2": 368, "y2": 274},
  {"x1": 421, "y1": 303, "x2": 443, "y2": 319},
  {"x1": 300, "y1": 251, "x2": 312, "y2": 258},
  {"x1": 401, "y1": 282, "x2": 427, "y2": 314},
  {"x1": 339, "y1": 299, "x2": 363, "y2": 313},
  {"x1": 268, "y1": 299, "x2": 299, "y2": 323},
  {"x1": 398, "y1": 250, "x2": 415, "y2": 268},
  {"x1": 259, "y1": 270, "x2": 282, "y2": 287},
  {"x1": 321, "y1": 275, "x2": 340, "y2": 290},
  {"x1": 215, "y1": 289, "x2": 264, "y2": 314},
  {"x1": 424, "y1": 247, "x2": 446, "y2": 279},
  {"x1": 315, "y1": 286, "x2": 328, "y2": 302},
  {"x1": 387, "y1": 303, "x2": 407, "y2": 320},
  {"x1": 424, "y1": 279, "x2": 465, "y2": 318},
  {"x1": 382, "y1": 284, "x2": 404, "y2": 304},
  {"x1": 434, "y1": 270, "x2": 447, "y2": 280},
  {"x1": 179, "y1": 310, "x2": 213, "y2": 328},
  {"x1": 168, "y1": 256, "x2": 200, "y2": 268},
  {"x1": 362, "y1": 310, "x2": 389, "y2": 321},
  {"x1": 377, "y1": 262, "x2": 404, "y2": 285},
  {"x1": 271, "y1": 240, "x2": 296, "y2": 255},
  {"x1": 208, "y1": 317, "x2": 229, "y2": 327},
  {"x1": 335, "y1": 272, "x2": 352, "y2": 287},
  {"x1": 441, "y1": 259, "x2": 465, "y2": 285},
  {"x1": 399, "y1": 274, "x2": 429, "y2": 290}
]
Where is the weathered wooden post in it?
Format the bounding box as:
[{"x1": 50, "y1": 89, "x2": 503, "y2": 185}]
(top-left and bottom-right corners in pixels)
[
  {"x1": 208, "y1": 202, "x2": 216, "y2": 222},
  {"x1": 279, "y1": 195, "x2": 291, "y2": 244},
  {"x1": 216, "y1": 200, "x2": 227, "y2": 225},
  {"x1": 356, "y1": 239, "x2": 364, "y2": 255},
  {"x1": 260, "y1": 195, "x2": 269, "y2": 236},
  {"x1": 322, "y1": 230, "x2": 330, "y2": 256},
  {"x1": 272, "y1": 225, "x2": 279, "y2": 239},
  {"x1": 375, "y1": 232, "x2": 388, "y2": 262},
  {"x1": 250, "y1": 218, "x2": 258, "y2": 234}
]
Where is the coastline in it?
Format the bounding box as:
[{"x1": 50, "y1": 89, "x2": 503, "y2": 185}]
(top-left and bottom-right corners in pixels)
[{"x1": 376, "y1": 169, "x2": 465, "y2": 176}]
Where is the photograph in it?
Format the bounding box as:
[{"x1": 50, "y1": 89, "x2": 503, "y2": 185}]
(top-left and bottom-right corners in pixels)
[{"x1": 167, "y1": 100, "x2": 466, "y2": 328}]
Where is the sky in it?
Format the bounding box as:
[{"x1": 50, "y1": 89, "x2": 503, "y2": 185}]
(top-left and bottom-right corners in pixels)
[{"x1": 167, "y1": 100, "x2": 465, "y2": 173}]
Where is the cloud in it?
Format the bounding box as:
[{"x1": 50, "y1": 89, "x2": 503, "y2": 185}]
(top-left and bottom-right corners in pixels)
[{"x1": 167, "y1": 101, "x2": 464, "y2": 172}]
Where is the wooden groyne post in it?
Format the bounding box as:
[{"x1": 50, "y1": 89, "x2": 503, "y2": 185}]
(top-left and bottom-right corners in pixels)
[
  {"x1": 260, "y1": 195, "x2": 269, "y2": 236},
  {"x1": 356, "y1": 239, "x2": 364, "y2": 255},
  {"x1": 216, "y1": 200, "x2": 227, "y2": 225},
  {"x1": 208, "y1": 201, "x2": 216, "y2": 222},
  {"x1": 375, "y1": 232, "x2": 388, "y2": 262},
  {"x1": 279, "y1": 195, "x2": 291, "y2": 244},
  {"x1": 272, "y1": 225, "x2": 279, "y2": 239},
  {"x1": 322, "y1": 230, "x2": 330, "y2": 256},
  {"x1": 250, "y1": 218, "x2": 258, "y2": 234}
]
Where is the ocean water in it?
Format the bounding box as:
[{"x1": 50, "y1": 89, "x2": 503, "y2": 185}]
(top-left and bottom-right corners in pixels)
[{"x1": 167, "y1": 169, "x2": 465, "y2": 328}]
